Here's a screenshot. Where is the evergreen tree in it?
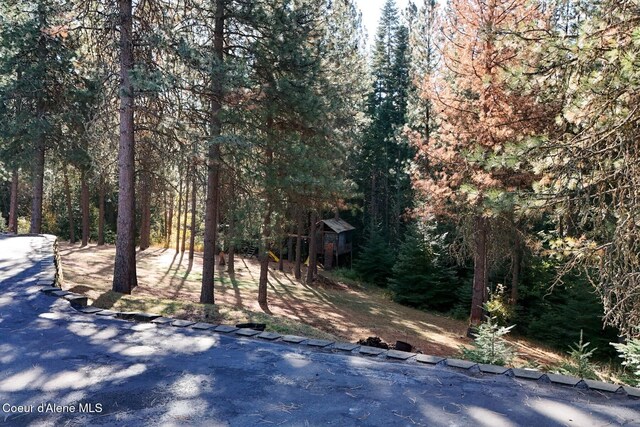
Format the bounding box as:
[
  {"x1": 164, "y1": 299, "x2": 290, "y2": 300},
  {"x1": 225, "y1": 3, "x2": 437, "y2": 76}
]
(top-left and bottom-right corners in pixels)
[
  {"x1": 0, "y1": 0, "x2": 80, "y2": 234},
  {"x1": 353, "y1": 0, "x2": 413, "y2": 247},
  {"x1": 411, "y1": 0, "x2": 546, "y2": 327},
  {"x1": 389, "y1": 224, "x2": 459, "y2": 311}
]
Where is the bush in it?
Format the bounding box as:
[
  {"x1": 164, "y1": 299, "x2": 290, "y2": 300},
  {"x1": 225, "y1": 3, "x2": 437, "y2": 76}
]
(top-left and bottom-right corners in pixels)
[
  {"x1": 611, "y1": 335, "x2": 640, "y2": 385},
  {"x1": 461, "y1": 314, "x2": 515, "y2": 365},
  {"x1": 553, "y1": 330, "x2": 597, "y2": 379}
]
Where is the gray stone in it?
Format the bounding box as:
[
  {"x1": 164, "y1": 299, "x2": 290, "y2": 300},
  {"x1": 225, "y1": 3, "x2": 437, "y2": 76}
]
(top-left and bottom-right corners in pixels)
[
  {"x1": 63, "y1": 294, "x2": 88, "y2": 307},
  {"x1": 40, "y1": 286, "x2": 60, "y2": 293},
  {"x1": 583, "y1": 380, "x2": 622, "y2": 393},
  {"x1": 623, "y1": 386, "x2": 640, "y2": 398},
  {"x1": 116, "y1": 312, "x2": 138, "y2": 320},
  {"x1": 386, "y1": 350, "x2": 416, "y2": 360},
  {"x1": 151, "y1": 317, "x2": 174, "y2": 324},
  {"x1": 512, "y1": 368, "x2": 545, "y2": 380},
  {"x1": 51, "y1": 290, "x2": 71, "y2": 297},
  {"x1": 132, "y1": 313, "x2": 161, "y2": 322},
  {"x1": 478, "y1": 364, "x2": 510, "y2": 375},
  {"x1": 546, "y1": 373, "x2": 581, "y2": 387},
  {"x1": 235, "y1": 329, "x2": 260, "y2": 337},
  {"x1": 446, "y1": 359, "x2": 478, "y2": 369},
  {"x1": 333, "y1": 342, "x2": 359, "y2": 352},
  {"x1": 282, "y1": 335, "x2": 307, "y2": 344},
  {"x1": 191, "y1": 322, "x2": 217, "y2": 330},
  {"x1": 257, "y1": 332, "x2": 282, "y2": 341},
  {"x1": 416, "y1": 354, "x2": 445, "y2": 365},
  {"x1": 77, "y1": 306, "x2": 103, "y2": 314},
  {"x1": 359, "y1": 346, "x2": 387, "y2": 356},
  {"x1": 215, "y1": 325, "x2": 239, "y2": 333},
  {"x1": 171, "y1": 319, "x2": 195, "y2": 328},
  {"x1": 306, "y1": 339, "x2": 334, "y2": 348},
  {"x1": 95, "y1": 310, "x2": 117, "y2": 317}
]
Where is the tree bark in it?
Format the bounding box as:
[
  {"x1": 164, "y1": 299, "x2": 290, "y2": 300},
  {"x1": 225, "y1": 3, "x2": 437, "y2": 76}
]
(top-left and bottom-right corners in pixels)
[
  {"x1": 287, "y1": 235, "x2": 293, "y2": 263},
  {"x1": 470, "y1": 215, "x2": 488, "y2": 327},
  {"x1": 175, "y1": 173, "x2": 183, "y2": 253},
  {"x1": 63, "y1": 166, "x2": 75, "y2": 244},
  {"x1": 227, "y1": 178, "x2": 235, "y2": 274},
  {"x1": 139, "y1": 169, "x2": 151, "y2": 250},
  {"x1": 201, "y1": 0, "x2": 224, "y2": 304},
  {"x1": 189, "y1": 168, "x2": 197, "y2": 261},
  {"x1": 166, "y1": 191, "x2": 174, "y2": 249},
  {"x1": 181, "y1": 165, "x2": 190, "y2": 253},
  {"x1": 306, "y1": 211, "x2": 317, "y2": 284},
  {"x1": 8, "y1": 169, "x2": 18, "y2": 233},
  {"x1": 258, "y1": 205, "x2": 272, "y2": 307},
  {"x1": 80, "y1": 169, "x2": 90, "y2": 246},
  {"x1": 510, "y1": 235, "x2": 522, "y2": 305},
  {"x1": 30, "y1": 10, "x2": 47, "y2": 235},
  {"x1": 97, "y1": 174, "x2": 105, "y2": 245},
  {"x1": 112, "y1": 0, "x2": 138, "y2": 294},
  {"x1": 294, "y1": 211, "x2": 303, "y2": 280}
]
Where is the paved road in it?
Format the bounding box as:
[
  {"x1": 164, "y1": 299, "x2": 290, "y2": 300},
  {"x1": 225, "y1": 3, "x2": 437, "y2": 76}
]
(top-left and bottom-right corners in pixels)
[{"x1": 0, "y1": 235, "x2": 639, "y2": 426}]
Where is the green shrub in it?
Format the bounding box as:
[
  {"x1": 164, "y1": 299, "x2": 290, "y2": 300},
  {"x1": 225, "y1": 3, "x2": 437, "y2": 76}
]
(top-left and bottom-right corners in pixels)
[
  {"x1": 553, "y1": 330, "x2": 597, "y2": 379},
  {"x1": 611, "y1": 335, "x2": 640, "y2": 385},
  {"x1": 485, "y1": 284, "x2": 514, "y2": 325},
  {"x1": 461, "y1": 314, "x2": 515, "y2": 366}
]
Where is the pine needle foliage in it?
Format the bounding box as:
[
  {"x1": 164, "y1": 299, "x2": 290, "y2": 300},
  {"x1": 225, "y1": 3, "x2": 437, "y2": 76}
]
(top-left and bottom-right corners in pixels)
[
  {"x1": 461, "y1": 314, "x2": 515, "y2": 366},
  {"x1": 611, "y1": 334, "x2": 640, "y2": 385}
]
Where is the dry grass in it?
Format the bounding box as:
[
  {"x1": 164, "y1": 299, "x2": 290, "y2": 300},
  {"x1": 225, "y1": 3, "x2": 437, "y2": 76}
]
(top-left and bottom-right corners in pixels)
[{"x1": 59, "y1": 242, "x2": 567, "y2": 366}]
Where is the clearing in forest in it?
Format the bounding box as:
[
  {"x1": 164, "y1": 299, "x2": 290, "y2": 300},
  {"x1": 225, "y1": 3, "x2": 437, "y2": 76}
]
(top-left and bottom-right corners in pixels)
[{"x1": 59, "y1": 242, "x2": 565, "y2": 367}]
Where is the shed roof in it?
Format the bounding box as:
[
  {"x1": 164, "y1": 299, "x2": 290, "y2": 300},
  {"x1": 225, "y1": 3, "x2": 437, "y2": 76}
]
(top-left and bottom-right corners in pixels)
[{"x1": 319, "y1": 218, "x2": 355, "y2": 234}]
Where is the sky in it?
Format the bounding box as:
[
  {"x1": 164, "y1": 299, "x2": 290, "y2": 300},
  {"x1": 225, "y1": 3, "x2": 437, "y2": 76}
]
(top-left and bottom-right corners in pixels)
[{"x1": 355, "y1": 0, "x2": 412, "y2": 48}]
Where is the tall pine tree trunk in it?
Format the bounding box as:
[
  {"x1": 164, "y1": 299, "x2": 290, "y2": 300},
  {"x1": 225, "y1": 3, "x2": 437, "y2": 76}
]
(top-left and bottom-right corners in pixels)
[
  {"x1": 201, "y1": 0, "x2": 224, "y2": 304},
  {"x1": 227, "y1": 178, "x2": 235, "y2": 275},
  {"x1": 306, "y1": 211, "x2": 317, "y2": 284},
  {"x1": 113, "y1": 0, "x2": 138, "y2": 294},
  {"x1": 97, "y1": 175, "x2": 105, "y2": 246},
  {"x1": 30, "y1": 11, "x2": 46, "y2": 235},
  {"x1": 294, "y1": 212, "x2": 303, "y2": 280},
  {"x1": 258, "y1": 204, "x2": 272, "y2": 307},
  {"x1": 81, "y1": 169, "x2": 90, "y2": 246},
  {"x1": 189, "y1": 170, "x2": 197, "y2": 261},
  {"x1": 166, "y1": 191, "x2": 174, "y2": 249},
  {"x1": 287, "y1": 234, "x2": 293, "y2": 263},
  {"x1": 175, "y1": 173, "x2": 183, "y2": 253},
  {"x1": 181, "y1": 165, "x2": 190, "y2": 253},
  {"x1": 8, "y1": 169, "x2": 18, "y2": 233},
  {"x1": 139, "y1": 169, "x2": 151, "y2": 250},
  {"x1": 63, "y1": 166, "x2": 75, "y2": 244},
  {"x1": 510, "y1": 235, "x2": 522, "y2": 305},
  {"x1": 470, "y1": 215, "x2": 488, "y2": 327}
]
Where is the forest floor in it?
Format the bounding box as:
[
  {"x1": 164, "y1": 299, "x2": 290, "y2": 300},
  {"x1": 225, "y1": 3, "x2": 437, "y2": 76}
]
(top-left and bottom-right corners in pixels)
[{"x1": 59, "y1": 242, "x2": 568, "y2": 369}]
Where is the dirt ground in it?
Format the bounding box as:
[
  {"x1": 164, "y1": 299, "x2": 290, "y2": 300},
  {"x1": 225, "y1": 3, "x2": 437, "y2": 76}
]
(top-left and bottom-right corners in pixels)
[{"x1": 58, "y1": 242, "x2": 566, "y2": 366}]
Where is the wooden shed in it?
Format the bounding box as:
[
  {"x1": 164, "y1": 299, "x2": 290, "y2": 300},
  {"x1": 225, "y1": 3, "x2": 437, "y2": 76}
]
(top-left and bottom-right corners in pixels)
[{"x1": 316, "y1": 218, "x2": 355, "y2": 270}]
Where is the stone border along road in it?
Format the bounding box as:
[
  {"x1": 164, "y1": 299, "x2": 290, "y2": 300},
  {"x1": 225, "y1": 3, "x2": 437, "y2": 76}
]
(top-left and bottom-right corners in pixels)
[
  {"x1": 2, "y1": 234, "x2": 639, "y2": 426},
  {"x1": 43, "y1": 238, "x2": 640, "y2": 398}
]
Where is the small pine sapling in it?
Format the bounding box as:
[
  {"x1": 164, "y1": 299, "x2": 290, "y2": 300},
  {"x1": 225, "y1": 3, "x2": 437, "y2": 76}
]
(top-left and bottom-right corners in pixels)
[
  {"x1": 461, "y1": 312, "x2": 516, "y2": 366},
  {"x1": 555, "y1": 330, "x2": 597, "y2": 379},
  {"x1": 611, "y1": 334, "x2": 640, "y2": 385}
]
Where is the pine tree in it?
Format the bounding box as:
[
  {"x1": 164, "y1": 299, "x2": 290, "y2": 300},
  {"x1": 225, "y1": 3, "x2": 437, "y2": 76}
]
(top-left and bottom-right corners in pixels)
[
  {"x1": 389, "y1": 224, "x2": 459, "y2": 310},
  {"x1": 411, "y1": 0, "x2": 546, "y2": 326},
  {"x1": 0, "y1": 0, "x2": 80, "y2": 234},
  {"x1": 354, "y1": 0, "x2": 413, "y2": 247},
  {"x1": 112, "y1": 0, "x2": 138, "y2": 294}
]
